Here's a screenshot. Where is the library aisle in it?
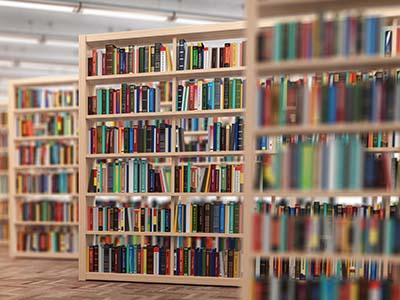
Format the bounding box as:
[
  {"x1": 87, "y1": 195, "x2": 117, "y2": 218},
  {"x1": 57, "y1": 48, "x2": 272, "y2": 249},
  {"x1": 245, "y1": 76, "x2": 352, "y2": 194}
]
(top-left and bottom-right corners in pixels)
[{"x1": 0, "y1": 246, "x2": 236, "y2": 299}]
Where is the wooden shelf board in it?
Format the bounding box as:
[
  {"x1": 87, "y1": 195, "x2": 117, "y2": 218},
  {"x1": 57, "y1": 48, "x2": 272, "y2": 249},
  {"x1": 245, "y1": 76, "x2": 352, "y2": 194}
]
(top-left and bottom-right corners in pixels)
[
  {"x1": 15, "y1": 164, "x2": 79, "y2": 170},
  {"x1": 258, "y1": 0, "x2": 400, "y2": 18},
  {"x1": 85, "y1": 21, "x2": 245, "y2": 47},
  {"x1": 253, "y1": 189, "x2": 400, "y2": 197},
  {"x1": 0, "y1": 215, "x2": 8, "y2": 221},
  {"x1": 87, "y1": 231, "x2": 243, "y2": 238},
  {"x1": 15, "y1": 193, "x2": 78, "y2": 198},
  {"x1": 254, "y1": 122, "x2": 400, "y2": 136},
  {"x1": 86, "y1": 108, "x2": 244, "y2": 121},
  {"x1": 0, "y1": 240, "x2": 8, "y2": 245},
  {"x1": 86, "y1": 67, "x2": 245, "y2": 85},
  {"x1": 85, "y1": 272, "x2": 242, "y2": 286},
  {"x1": 365, "y1": 147, "x2": 400, "y2": 153},
  {"x1": 14, "y1": 251, "x2": 78, "y2": 259},
  {"x1": 15, "y1": 221, "x2": 79, "y2": 226},
  {"x1": 15, "y1": 135, "x2": 78, "y2": 142},
  {"x1": 86, "y1": 192, "x2": 243, "y2": 197},
  {"x1": 14, "y1": 107, "x2": 78, "y2": 114},
  {"x1": 257, "y1": 56, "x2": 400, "y2": 76},
  {"x1": 252, "y1": 251, "x2": 400, "y2": 262},
  {"x1": 87, "y1": 150, "x2": 244, "y2": 159}
]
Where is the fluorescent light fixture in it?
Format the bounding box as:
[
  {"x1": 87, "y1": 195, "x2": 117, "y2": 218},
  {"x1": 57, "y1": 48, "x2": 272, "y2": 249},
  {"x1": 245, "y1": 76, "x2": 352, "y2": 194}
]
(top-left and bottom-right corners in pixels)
[
  {"x1": 0, "y1": 35, "x2": 39, "y2": 45},
  {"x1": 0, "y1": 0, "x2": 73, "y2": 12},
  {"x1": 19, "y1": 62, "x2": 77, "y2": 72},
  {"x1": 0, "y1": 60, "x2": 13, "y2": 68},
  {"x1": 175, "y1": 18, "x2": 217, "y2": 25},
  {"x1": 45, "y1": 39, "x2": 78, "y2": 48},
  {"x1": 82, "y1": 8, "x2": 168, "y2": 22}
]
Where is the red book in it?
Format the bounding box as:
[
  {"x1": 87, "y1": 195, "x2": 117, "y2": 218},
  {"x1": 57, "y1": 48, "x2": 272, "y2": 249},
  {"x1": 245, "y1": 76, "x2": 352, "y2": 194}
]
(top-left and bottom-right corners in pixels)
[
  {"x1": 88, "y1": 207, "x2": 93, "y2": 231},
  {"x1": 91, "y1": 49, "x2": 97, "y2": 76},
  {"x1": 102, "y1": 53, "x2": 106, "y2": 75},
  {"x1": 179, "y1": 248, "x2": 184, "y2": 275},
  {"x1": 156, "y1": 128, "x2": 160, "y2": 152},
  {"x1": 190, "y1": 249, "x2": 195, "y2": 276},
  {"x1": 88, "y1": 246, "x2": 94, "y2": 272},
  {"x1": 253, "y1": 213, "x2": 262, "y2": 251},
  {"x1": 189, "y1": 84, "x2": 195, "y2": 110},
  {"x1": 166, "y1": 249, "x2": 170, "y2": 275}
]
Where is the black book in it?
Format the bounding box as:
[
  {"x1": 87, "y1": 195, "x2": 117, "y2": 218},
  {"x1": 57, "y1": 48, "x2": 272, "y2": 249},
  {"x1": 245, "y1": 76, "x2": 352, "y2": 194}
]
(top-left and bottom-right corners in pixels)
[
  {"x1": 178, "y1": 39, "x2": 186, "y2": 70},
  {"x1": 177, "y1": 85, "x2": 184, "y2": 111},
  {"x1": 121, "y1": 83, "x2": 127, "y2": 113},
  {"x1": 165, "y1": 209, "x2": 171, "y2": 232},
  {"x1": 144, "y1": 46, "x2": 149, "y2": 73},
  {"x1": 147, "y1": 246, "x2": 154, "y2": 274},
  {"x1": 129, "y1": 85, "x2": 135, "y2": 113},
  {"x1": 219, "y1": 47, "x2": 224, "y2": 68},
  {"x1": 223, "y1": 78, "x2": 230, "y2": 109},
  {"x1": 145, "y1": 125, "x2": 153, "y2": 152},
  {"x1": 211, "y1": 48, "x2": 218, "y2": 68},
  {"x1": 160, "y1": 247, "x2": 166, "y2": 275},
  {"x1": 150, "y1": 45, "x2": 155, "y2": 72},
  {"x1": 102, "y1": 89, "x2": 107, "y2": 114},
  {"x1": 142, "y1": 86, "x2": 149, "y2": 112},
  {"x1": 104, "y1": 244, "x2": 111, "y2": 272},
  {"x1": 159, "y1": 123, "x2": 166, "y2": 152},
  {"x1": 109, "y1": 89, "x2": 114, "y2": 114},
  {"x1": 154, "y1": 43, "x2": 161, "y2": 72},
  {"x1": 202, "y1": 83, "x2": 208, "y2": 110},
  {"x1": 139, "y1": 47, "x2": 144, "y2": 73},
  {"x1": 121, "y1": 245, "x2": 127, "y2": 273}
]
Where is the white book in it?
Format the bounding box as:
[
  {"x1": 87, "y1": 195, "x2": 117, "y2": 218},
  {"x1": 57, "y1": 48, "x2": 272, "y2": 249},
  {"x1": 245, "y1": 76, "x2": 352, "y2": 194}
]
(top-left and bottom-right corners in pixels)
[
  {"x1": 160, "y1": 49, "x2": 166, "y2": 72},
  {"x1": 98, "y1": 245, "x2": 104, "y2": 272},
  {"x1": 270, "y1": 277, "x2": 279, "y2": 300},
  {"x1": 127, "y1": 207, "x2": 133, "y2": 231},
  {"x1": 328, "y1": 140, "x2": 336, "y2": 190},
  {"x1": 97, "y1": 50, "x2": 103, "y2": 76},
  {"x1": 144, "y1": 207, "x2": 149, "y2": 232},
  {"x1": 185, "y1": 203, "x2": 190, "y2": 233}
]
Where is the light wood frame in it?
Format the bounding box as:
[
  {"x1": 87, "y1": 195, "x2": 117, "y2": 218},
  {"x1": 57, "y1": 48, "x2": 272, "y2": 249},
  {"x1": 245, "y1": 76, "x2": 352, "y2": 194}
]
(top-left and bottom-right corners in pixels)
[
  {"x1": 0, "y1": 103, "x2": 8, "y2": 246},
  {"x1": 78, "y1": 21, "x2": 246, "y2": 286},
  {"x1": 8, "y1": 76, "x2": 79, "y2": 259}
]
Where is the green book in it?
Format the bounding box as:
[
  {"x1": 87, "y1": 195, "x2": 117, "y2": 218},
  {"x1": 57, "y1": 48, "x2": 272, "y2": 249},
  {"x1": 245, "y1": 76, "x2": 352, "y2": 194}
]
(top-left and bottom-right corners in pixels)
[
  {"x1": 287, "y1": 22, "x2": 298, "y2": 60},
  {"x1": 103, "y1": 207, "x2": 108, "y2": 232},
  {"x1": 274, "y1": 23, "x2": 284, "y2": 61},
  {"x1": 106, "y1": 89, "x2": 110, "y2": 114},
  {"x1": 279, "y1": 214, "x2": 287, "y2": 251},
  {"x1": 383, "y1": 219, "x2": 393, "y2": 254},
  {"x1": 97, "y1": 89, "x2": 103, "y2": 114},
  {"x1": 235, "y1": 79, "x2": 242, "y2": 108},
  {"x1": 229, "y1": 203, "x2": 234, "y2": 234},
  {"x1": 101, "y1": 125, "x2": 106, "y2": 154},
  {"x1": 160, "y1": 210, "x2": 165, "y2": 232},
  {"x1": 231, "y1": 79, "x2": 236, "y2": 109},
  {"x1": 216, "y1": 122, "x2": 221, "y2": 151},
  {"x1": 192, "y1": 204, "x2": 197, "y2": 233},
  {"x1": 184, "y1": 248, "x2": 189, "y2": 275},
  {"x1": 300, "y1": 143, "x2": 313, "y2": 189},
  {"x1": 228, "y1": 79, "x2": 233, "y2": 108},
  {"x1": 140, "y1": 160, "x2": 147, "y2": 192},
  {"x1": 186, "y1": 162, "x2": 191, "y2": 193},
  {"x1": 278, "y1": 78, "x2": 287, "y2": 125},
  {"x1": 133, "y1": 159, "x2": 139, "y2": 192},
  {"x1": 233, "y1": 202, "x2": 239, "y2": 234}
]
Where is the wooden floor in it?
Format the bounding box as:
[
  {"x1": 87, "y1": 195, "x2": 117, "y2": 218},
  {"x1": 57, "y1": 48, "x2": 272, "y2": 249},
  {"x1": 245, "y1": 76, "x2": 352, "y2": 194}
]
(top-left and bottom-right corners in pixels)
[{"x1": 0, "y1": 247, "x2": 239, "y2": 300}]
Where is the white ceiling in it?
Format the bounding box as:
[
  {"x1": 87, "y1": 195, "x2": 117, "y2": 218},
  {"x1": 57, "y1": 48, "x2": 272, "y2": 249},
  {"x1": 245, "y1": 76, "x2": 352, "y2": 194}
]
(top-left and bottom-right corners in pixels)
[{"x1": 0, "y1": 0, "x2": 245, "y2": 100}]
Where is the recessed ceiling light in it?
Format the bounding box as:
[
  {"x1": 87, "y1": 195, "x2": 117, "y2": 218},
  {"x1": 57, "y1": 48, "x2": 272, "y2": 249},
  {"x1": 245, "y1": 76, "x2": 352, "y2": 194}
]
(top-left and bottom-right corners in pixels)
[
  {"x1": 82, "y1": 8, "x2": 168, "y2": 22},
  {"x1": 0, "y1": 0, "x2": 74, "y2": 12}
]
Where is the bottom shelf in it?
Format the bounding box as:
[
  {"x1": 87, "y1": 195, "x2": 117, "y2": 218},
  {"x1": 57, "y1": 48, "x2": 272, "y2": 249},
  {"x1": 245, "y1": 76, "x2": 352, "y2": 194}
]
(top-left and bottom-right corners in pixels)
[
  {"x1": 14, "y1": 251, "x2": 78, "y2": 259},
  {"x1": 85, "y1": 272, "x2": 242, "y2": 286}
]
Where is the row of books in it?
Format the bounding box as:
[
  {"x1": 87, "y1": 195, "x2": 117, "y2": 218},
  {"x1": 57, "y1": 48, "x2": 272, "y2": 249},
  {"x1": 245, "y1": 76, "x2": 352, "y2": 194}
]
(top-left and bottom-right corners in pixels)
[
  {"x1": 176, "y1": 78, "x2": 244, "y2": 111},
  {"x1": 87, "y1": 159, "x2": 171, "y2": 193},
  {"x1": 254, "y1": 201, "x2": 399, "y2": 218},
  {"x1": 0, "y1": 223, "x2": 8, "y2": 241},
  {"x1": 88, "y1": 204, "x2": 171, "y2": 232},
  {"x1": 17, "y1": 113, "x2": 75, "y2": 137},
  {"x1": 207, "y1": 117, "x2": 244, "y2": 151},
  {"x1": 257, "y1": 15, "x2": 389, "y2": 62},
  {"x1": 255, "y1": 136, "x2": 400, "y2": 190},
  {"x1": 17, "y1": 228, "x2": 78, "y2": 253},
  {"x1": 89, "y1": 43, "x2": 173, "y2": 76},
  {"x1": 89, "y1": 84, "x2": 164, "y2": 115},
  {"x1": 254, "y1": 257, "x2": 399, "y2": 281},
  {"x1": 19, "y1": 200, "x2": 78, "y2": 222},
  {"x1": 88, "y1": 122, "x2": 173, "y2": 154},
  {"x1": 253, "y1": 214, "x2": 400, "y2": 255},
  {"x1": 174, "y1": 201, "x2": 241, "y2": 234},
  {"x1": 16, "y1": 89, "x2": 76, "y2": 109},
  {"x1": 174, "y1": 163, "x2": 243, "y2": 193},
  {"x1": 16, "y1": 173, "x2": 75, "y2": 194},
  {"x1": 253, "y1": 277, "x2": 400, "y2": 300},
  {"x1": 257, "y1": 72, "x2": 400, "y2": 126},
  {"x1": 177, "y1": 40, "x2": 245, "y2": 70},
  {"x1": 16, "y1": 142, "x2": 75, "y2": 166}
]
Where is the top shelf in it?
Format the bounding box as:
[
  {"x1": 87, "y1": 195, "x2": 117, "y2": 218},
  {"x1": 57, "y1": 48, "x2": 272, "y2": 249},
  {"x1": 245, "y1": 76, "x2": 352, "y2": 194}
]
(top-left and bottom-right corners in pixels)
[
  {"x1": 258, "y1": 0, "x2": 400, "y2": 18},
  {"x1": 83, "y1": 21, "x2": 245, "y2": 48},
  {"x1": 86, "y1": 67, "x2": 245, "y2": 85},
  {"x1": 257, "y1": 56, "x2": 400, "y2": 76}
]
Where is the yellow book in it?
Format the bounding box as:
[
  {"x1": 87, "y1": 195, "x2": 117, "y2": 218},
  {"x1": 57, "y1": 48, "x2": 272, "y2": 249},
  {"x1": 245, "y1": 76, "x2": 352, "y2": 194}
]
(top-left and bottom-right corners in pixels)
[
  {"x1": 233, "y1": 251, "x2": 239, "y2": 277},
  {"x1": 232, "y1": 43, "x2": 237, "y2": 67},
  {"x1": 86, "y1": 247, "x2": 90, "y2": 271},
  {"x1": 143, "y1": 247, "x2": 147, "y2": 273},
  {"x1": 174, "y1": 203, "x2": 178, "y2": 232},
  {"x1": 166, "y1": 46, "x2": 172, "y2": 71},
  {"x1": 239, "y1": 83, "x2": 243, "y2": 108},
  {"x1": 189, "y1": 45, "x2": 193, "y2": 70}
]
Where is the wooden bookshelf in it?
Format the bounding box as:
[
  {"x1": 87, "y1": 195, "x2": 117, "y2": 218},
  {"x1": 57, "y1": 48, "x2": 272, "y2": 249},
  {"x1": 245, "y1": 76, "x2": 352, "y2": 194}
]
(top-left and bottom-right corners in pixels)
[
  {"x1": 243, "y1": 0, "x2": 400, "y2": 299},
  {"x1": 79, "y1": 22, "x2": 246, "y2": 285},
  {"x1": 8, "y1": 76, "x2": 79, "y2": 259},
  {"x1": 0, "y1": 104, "x2": 8, "y2": 247}
]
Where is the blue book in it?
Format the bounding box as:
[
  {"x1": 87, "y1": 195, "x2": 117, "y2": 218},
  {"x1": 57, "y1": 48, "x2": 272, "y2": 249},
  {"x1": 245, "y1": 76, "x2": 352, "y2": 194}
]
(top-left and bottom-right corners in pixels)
[
  {"x1": 135, "y1": 88, "x2": 140, "y2": 112},
  {"x1": 233, "y1": 122, "x2": 239, "y2": 150},
  {"x1": 128, "y1": 245, "x2": 134, "y2": 273},
  {"x1": 96, "y1": 89, "x2": 102, "y2": 114},
  {"x1": 119, "y1": 49, "x2": 126, "y2": 73},
  {"x1": 178, "y1": 204, "x2": 182, "y2": 232},
  {"x1": 129, "y1": 128, "x2": 134, "y2": 153},
  {"x1": 210, "y1": 250, "x2": 215, "y2": 276},
  {"x1": 328, "y1": 84, "x2": 336, "y2": 123},
  {"x1": 149, "y1": 88, "x2": 155, "y2": 112},
  {"x1": 219, "y1": 203, "x2": 225, "y2": 233}
]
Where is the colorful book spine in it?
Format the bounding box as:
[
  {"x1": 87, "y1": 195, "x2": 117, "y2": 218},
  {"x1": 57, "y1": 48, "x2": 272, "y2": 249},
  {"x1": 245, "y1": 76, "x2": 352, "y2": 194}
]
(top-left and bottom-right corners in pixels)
[
  {"x1": 174, "y1": 164, "x2": 243, "y2": 193},
  {"x1": 16, "y1": 172, "x2": 75, "y2": 194},
  {"x1": 206, "y1": 117, "x2": 244, "y2": 151},
  {"x1": 88, "y1": 43, "x2": 172, "y2": 76},
  {"x1": 20, "y1": 200, "x2": 78, "y2": 222},
  {"x1": 16, "y1": 113, "x2": 75, "y2": 137},
  {"x1": 87, "y1": 121, "x2": 173, "y2": 154},
  {"x1": 17, "y1": 228, "x2": 78, "y2": 253},
  {"x1": 16, "y1": 142, "x2": 75, "y2": 166},
  {"x1": 87, "y1": 159, "x2": 171, "y2": 193},
  {"x1": 173, "y1": 201, "x2": 241, "y2": 234},
  {"x1": 16, "y1": 88, "x2": 76, "y2": 109},
  {"x1": 87, "y1": 204, "x2": 171, "y2": 233}
]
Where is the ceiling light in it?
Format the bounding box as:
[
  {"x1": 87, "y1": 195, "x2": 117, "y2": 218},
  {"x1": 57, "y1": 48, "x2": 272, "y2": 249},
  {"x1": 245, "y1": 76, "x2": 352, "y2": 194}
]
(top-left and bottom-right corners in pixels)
[
  {"x1": 175, "y1": 18, "x2": 217, "y2": 25},
  {"x1": 45, "y1": 40, "x2": 78, "y2": 48},
  {"x1": 0, "y1": 0, "x2": 73, "y2": 12},
  {"x1": 0, "y1": 35, "x2": 39, "y2": 45},
  {"x1": 0, "y1": 60, "x2": 13, "y2": 68},
  {"x1": 82, "y1": 8, "x2": 168, "y2": 22}
]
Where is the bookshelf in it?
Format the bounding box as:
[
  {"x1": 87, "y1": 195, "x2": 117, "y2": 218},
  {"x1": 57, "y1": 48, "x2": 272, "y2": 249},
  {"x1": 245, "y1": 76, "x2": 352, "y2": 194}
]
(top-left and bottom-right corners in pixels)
[
  {"x1": 243, "y1": 0, "x2": 400, "y2": 299},
  {"x1": 79, "y1": 22, "x2": 246, "y2": 286},
  {"x1": 0, "y1": 104, "x2": 8, "y2": 246},
  {"x1": 8, "y1": 76, "x2": 79, "y2": 259}
]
